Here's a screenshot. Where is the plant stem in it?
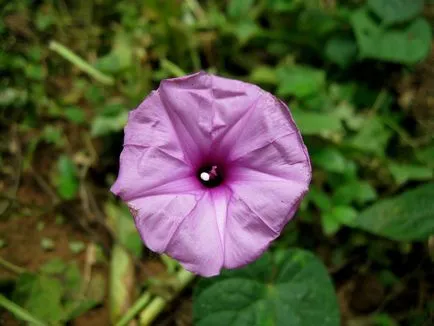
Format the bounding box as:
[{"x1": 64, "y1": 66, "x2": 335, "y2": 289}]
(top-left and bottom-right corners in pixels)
[
  {"x1": 0, "y1": 294, "x2": 47, "y2": 326},
  {"x1": 139, "y1": 297, "x2": 166, "y2": 326},
  {"x1": 0, "y1": 257, "x2": 27, "y2": 275},
  {"x1": 49, "y1": 40, "x2": 115, "y2": 85},
  {"x1": 115, "y1": 292, "x2": 152, "y2": 326},
  {"x1": 139, "y1": 268, "x2": 195, "y2": 325},
  {"x1": 185, "y1": 0, "x2": 206, "y2": 20}
]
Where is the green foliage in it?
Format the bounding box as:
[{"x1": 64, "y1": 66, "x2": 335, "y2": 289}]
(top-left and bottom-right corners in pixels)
[
  {"x1": 55, "y1": 155, "x2": 79, "y2": 200},
  {"x1": 94, "y1": 28, "x2": 133, "y2": 75},
  {"x1": 227, "y1": 0, "x2": 255, "y2": 19},
  {"x1": 110, "y1": 245, "x2": 135, "y2": 324},
  {"x1": 291, "y1": 110, "x2": 342, "y2": 135},
  {"x1": 325, "y1": 36, "x2": 358, "y2": 68},
  {"x1": 64, "y1": 106, "x2": 86, "y2": 124},
  {"x1": 277, "y1": 65, "x2": 326, "y2": 98},
  {"x1": 11, "y1": 259, "x2": 100, "y2": 324},
  {"x1": 194, "y1": 249, "x2": 340, "y2": 326},
  {"x1": 1, "y1": 0, "x2": 433, "y2": 324},
  {"x1": 349, "y1": 117, "x2": 392, "y2": 156},
  {"x1": 333, "y1": 181, "x2": 377, "y2": 206},
  {"x1": 388, "y1": 162, "x2": 433, "y2": 185},
  {"x1": 91, "y1": 103, "x2": 129, "y2": 137},
  {"x1": 351, "y1": 9, "x2": 431, "y2": 64},
  {"x1": 355, "y1": 183, "x2": 434, "y2": 241},
  {"x1": 367, "y1": 0, "x2": 424, "y2": 25},
  {"x1": 13, "y1": 273, "x2": 64, "y2": 323},
  {"x1": 323, "y1": 206, "x2": 358, "y2": 236}
]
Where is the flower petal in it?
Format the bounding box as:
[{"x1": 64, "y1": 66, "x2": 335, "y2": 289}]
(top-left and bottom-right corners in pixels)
[
  {"x1": 124, "y1": 91, "x2": 188, "y2": 163},
  {"x1": 165, "y1": 191, "x2": 225, "y2": 277},
  {"x1": 223, "y1": 192, "x2": 279, "y2": 269},
  {"x1": 231, "y1": 132, "x2": 311, "y2": 184},
  {"x1": 223, "y1": 176, "x2": 307, "y2": 269},
  {"x1": 158, "y1": 72, "x2": 213, "y2": 163},
  {"x1": 206, "y1": 75, "x2": 263, "y2": 140},
  {"x1": 229, "y1": 171, "x2": 308, "y2": 233},
  {"x1": 216, "y1": 94, "x2": 301, "y2": 163},
  {"x1": 223, "y1": 136, "x2": 310, "y2": 269},
  {"x1": 127, "y1": 193, "x2": 200, "y2": 254},
  {"x1": 111, "y1": 145, "x2": 200, "y2": 201}
]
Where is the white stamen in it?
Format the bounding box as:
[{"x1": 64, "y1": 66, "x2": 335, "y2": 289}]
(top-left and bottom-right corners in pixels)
[{"x1": 200, "y1": 172, "x2": 210, "y2": 182}]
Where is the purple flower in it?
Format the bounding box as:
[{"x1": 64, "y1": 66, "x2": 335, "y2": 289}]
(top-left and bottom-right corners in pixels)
[{"x1": 111, "y1": 72, "x2": 311, "y2": 276}]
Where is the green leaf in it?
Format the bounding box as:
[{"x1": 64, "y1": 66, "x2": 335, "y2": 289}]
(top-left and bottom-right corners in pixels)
[
  {"x1": 249, "y1": 66, "x2": 278, "y2": 85},
  {"x1": 65, "y1": 300, "x2": 98, "y2": 321},
  {"x1": 331, "y1": 101, "x2": 365, "y2": 131},
  {"x1": 40, "y1": 258, "x2": 67, "y2": 274},
  {"x1": 69, "y1": 241, "x2": 86, "y2": 254},
  {"x1": 42, "y1": 125, "x2": 64, "y2": 146},
  {"x1": 311, "y1": 148, "x2": 351, "y2": 174},
  {"x1": 56, "y1": 155, "x2": 79, "y2": 200},
  {"x1": 94, "y1": 28, "x2": 133, "y2": 74},
  {"x1": 355, "y1": 183, "x2": 434, "y2": 241},
  {"x1": 416, "y1": 145, "x2": 434, "y2": 166},
  {"x1": 291, "y1": 110, "x2": 342, "y2": 135},
  {"x1": 232, "y1": 20, "x2": 261, "y2": 44},
  {"x1": 0, "y1": 294, "x2": 46, "y2": 326},
  {"x1": 110, "y1": 245, "x2": 135, "y2": 324},
  {"x1": 372, "y1": 313, "x2": 399, "y2": 326},
  {"x1": 267, "y1": 0, "x2": 301, "y2": 12},
  {"x1": 325, "y1": 36, "x2": 358, "y2": 68},
  {"x1": 333, "y1": 181, "x2": 377, "y2": 205},
  {"x1": 64, "y1": 106, "x2": 86, "y2": 124},
  {"x1": 367, "y1": 0, "x2": 424, "y2": 25},
  {"x1": 12, "y1": 273, "x2": 64, "y2": 324},
  {"x1": 91, "y1": 111, "x2": 128, "y2": 136},
  {"x1": 349, "y1": 117, "x2": 392, "y2": 156},
  {"x1": 351, "y1": 9, "x2": 432, "y2": 64},
  {"x1": 301, "y1": 91, "x2": 331, "y2": 111},
  {"x1": 277, "y1": 65, "x2": 326, "y2": 98},
  {"x1": 389, "y1": 162, "x2": 433, "y2": 185},
  {"x1": 227, "y1": 0, "x2": 254, "y2": 19},
  {"x1": 25, "y1": 64, "x2": 46, "y2": 81},
  {"x1": 298, "y1": 9, "x2": 339, "y2": 37},
  {"x1": 25, "y1": 259, "x2": 101, "y2": 322},
  {"x1": 322, "y1": 206, "x2": 358, "y2": 235},
  {"x1": 194, "y1": 249, "x2": 340, "y2": 326},
  {"x1": 322, "y1": 215, "x2": 341, "y2": 236},
  {"x1": 64, "y1": 263, "x2": 83, "y2": 296},
  {"x1": 308, "y1": 186, "x2": 332, "y2": 212}
]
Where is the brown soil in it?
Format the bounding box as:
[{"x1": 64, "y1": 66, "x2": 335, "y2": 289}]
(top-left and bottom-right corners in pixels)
[{"x1": 0, "y1": 173, "x2": 110, "y2": 325}]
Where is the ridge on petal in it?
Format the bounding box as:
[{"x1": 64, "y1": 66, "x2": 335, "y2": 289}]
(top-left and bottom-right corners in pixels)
[{"x1": 165, "y1": 191, "x2": 225, "y2": 276}]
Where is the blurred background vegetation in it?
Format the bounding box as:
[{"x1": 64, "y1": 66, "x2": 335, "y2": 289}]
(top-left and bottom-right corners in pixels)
[{"x1": 1, "y1": 0, "x2": 434, "y2": 325}]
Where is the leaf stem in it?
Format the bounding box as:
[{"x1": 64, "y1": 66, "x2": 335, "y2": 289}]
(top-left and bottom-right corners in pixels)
[
  {"x1": 115, "y1": 292, "x2": 152, "y2": 326},
  {"x1": 0, "y1": 256, "x2": 27, "y2": 275},
  {"x1": 139, "y1": 297, "x2": 166, "y2": 326},
  {"x1": 49, "y1": 40, "x2": 115, "y2": 85},
  {"x1": 0, "y1": 294, "x2": 47, "y2": 326}
]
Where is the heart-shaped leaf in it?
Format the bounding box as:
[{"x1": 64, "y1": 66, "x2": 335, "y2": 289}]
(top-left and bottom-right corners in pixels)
[{"x1": 194, "y1": 249, "x2": 340, "y2": 326}]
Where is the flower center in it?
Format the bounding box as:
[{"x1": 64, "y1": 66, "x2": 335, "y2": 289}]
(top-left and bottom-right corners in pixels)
[{"x1": 198, "y1": 165, "x2": 224, "y2": 188}]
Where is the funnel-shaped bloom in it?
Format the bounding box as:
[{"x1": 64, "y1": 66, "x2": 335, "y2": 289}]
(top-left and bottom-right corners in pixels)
[{"x1": 111, "y1": 72, "x2": 311, "y2": 276}]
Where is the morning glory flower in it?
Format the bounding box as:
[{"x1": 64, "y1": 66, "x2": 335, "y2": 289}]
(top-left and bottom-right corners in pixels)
[{"x1": 111, "y1": 72, "x2": 311, "y2": 276}]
